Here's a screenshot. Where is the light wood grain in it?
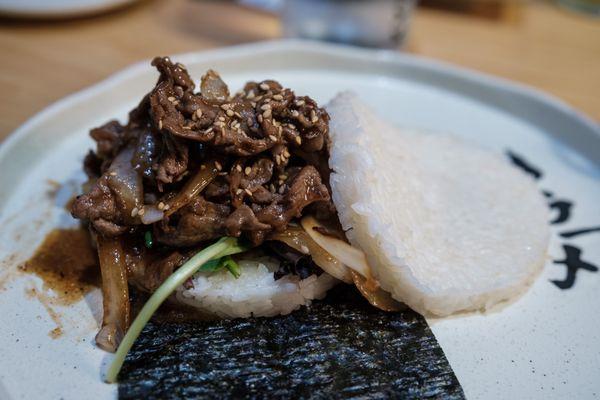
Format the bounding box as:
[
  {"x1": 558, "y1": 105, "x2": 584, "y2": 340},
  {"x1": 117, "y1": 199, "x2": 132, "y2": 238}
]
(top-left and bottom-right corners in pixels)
[{"x1": 0, "y1": 0, "x2": 598, "y2": 139}]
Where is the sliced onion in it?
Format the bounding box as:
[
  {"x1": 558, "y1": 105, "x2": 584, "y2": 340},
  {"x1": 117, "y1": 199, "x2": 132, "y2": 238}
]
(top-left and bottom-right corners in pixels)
[
  {"x1": 140, "y1": 205, "x2": 164, "y2": 225},
  {"x1": 164, "y1": 161, "x2": 218, "y2": 217},
  {"x1": 350, "y1": 270, "x2": 406, "y2": 312},
  {"x1": 200, "y1": 70, "x2": 230, "y2": 103},
  {"x1": 301, "y1": 216, "x2": 372, "y2": 279},
  {"x1": 96, "y1": 236, "x2": 131, "y2": 353},
  {"x1": 107, "y1": 147, "x2": 143, "y2": 225},
  {"x1": 269, "y1": 226, "x2": 352, "y2": 283}
]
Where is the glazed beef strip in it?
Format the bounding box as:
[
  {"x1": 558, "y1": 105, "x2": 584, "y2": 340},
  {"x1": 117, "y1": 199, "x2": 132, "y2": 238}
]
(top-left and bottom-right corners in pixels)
[
  {"x1": 70, "y1": 56, "x2": 338, "y2": 351},
  {"x1": 72, "y1": 56, "x2": 333, "y2": 248}
]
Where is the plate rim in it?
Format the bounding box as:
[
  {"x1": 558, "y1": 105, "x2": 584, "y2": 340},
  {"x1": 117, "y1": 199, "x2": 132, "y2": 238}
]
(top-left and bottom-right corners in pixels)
[{"x1": 1, "y1": 39, "x2": 598, "y2": 163}]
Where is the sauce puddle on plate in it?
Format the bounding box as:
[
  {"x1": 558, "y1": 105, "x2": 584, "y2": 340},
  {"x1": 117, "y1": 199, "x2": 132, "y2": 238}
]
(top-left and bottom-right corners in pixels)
[
  {"x1": 20, "y1": 228, "x2": 100, "y2": 338},
  {"x1": 22, "y1": 228, "x2": 100, "y2": 305}
]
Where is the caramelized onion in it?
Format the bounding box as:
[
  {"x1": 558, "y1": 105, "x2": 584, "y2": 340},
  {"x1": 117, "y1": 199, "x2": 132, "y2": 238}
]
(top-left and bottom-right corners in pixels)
[
  {"x1": 96, "y1": 236, "x2": 131, "y2": 353},
  {"x1": 269, "y1": 226, "x2": 352, "y2": 283},
  {"x1": 301, "y1": 216, "x2": 372, "y2": 279},
  {"x1": 164, "y1": 161, "x2": 218, "y2": 217},
  {"x1": 107, "y1": 147, "x2": 143, "y2": 225},
  {"x1": 200, "y1": 70, "x2": 230, "y2": 103},
  {"x1": 140, "y1": 205, "x2": 164, "y2": 225},
  {"x1": 350, "y1": 270, "x2": 405, "y2": 312}
]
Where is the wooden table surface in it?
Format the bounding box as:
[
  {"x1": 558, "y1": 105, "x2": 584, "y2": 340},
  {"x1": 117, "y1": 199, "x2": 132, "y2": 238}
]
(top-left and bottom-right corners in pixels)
[{"x1": 0, "y1": 0, "x2": 598, "y2": 139}]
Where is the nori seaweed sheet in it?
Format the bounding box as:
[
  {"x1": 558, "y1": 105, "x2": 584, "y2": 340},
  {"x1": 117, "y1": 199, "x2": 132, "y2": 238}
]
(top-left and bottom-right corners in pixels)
[{"x1": 118, "y1": 286, "x2": 464, "y2": 399}]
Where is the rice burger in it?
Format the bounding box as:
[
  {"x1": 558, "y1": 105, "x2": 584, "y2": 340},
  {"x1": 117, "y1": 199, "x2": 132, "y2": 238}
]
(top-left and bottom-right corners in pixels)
[{"x1": 69, "y1": 58, "x2": 549, "y2": 382}]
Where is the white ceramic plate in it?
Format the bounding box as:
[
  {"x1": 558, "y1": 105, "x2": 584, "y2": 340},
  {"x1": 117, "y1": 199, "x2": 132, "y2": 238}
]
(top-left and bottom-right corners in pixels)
[
  {"x1": 0, "y1": 0, "x2": 137, "y2": 18},
  {"x1": 0, "y1": 40, "x2": 598, "y2": 400}
]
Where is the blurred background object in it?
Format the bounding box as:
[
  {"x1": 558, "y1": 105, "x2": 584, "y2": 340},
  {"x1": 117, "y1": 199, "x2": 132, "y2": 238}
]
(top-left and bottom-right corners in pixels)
[
  {"x1": 0, "y1": 0, "x2": 598, "y2": 139},
  {"x1": 419, "y1": 0, "x2": 521, "y2": 19},
  {"x1": 555, "y1": 0, "x2": 600, "y2": 15},
  {"x1": 0, "y1": 0, "x2": 140, "y2": 19},
  {"x1": 281, "y1": 0, "x2": 415, "y2": 48}
]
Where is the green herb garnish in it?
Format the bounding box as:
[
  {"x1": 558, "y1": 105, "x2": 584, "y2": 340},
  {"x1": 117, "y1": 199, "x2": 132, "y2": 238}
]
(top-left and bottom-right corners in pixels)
[
  {"x1": 198, "y1": 255, "x2": 241, "y2": 278},
  {"x1": 144, "y1": 231, "x2": 153, "y2": 248},
  {"x1": 105, "y1": 237, "x2": 248, "y2": 383},
  {"x1": 221, "y1": 256, "x2": 241, "y2": 278}
]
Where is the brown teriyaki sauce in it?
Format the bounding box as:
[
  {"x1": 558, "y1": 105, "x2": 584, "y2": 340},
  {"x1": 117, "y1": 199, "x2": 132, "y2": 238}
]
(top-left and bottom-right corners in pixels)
[{"x1": 22, "y1": 228, "x2": 100, "y2": 305}]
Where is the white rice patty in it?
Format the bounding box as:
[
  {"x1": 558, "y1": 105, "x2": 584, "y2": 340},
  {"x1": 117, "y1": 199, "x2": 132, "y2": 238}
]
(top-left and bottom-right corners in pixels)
[
  {"x1": 327, "y1": 92, "x2": 550, "y2": 316},
  {"x1": 175, "y1": 257, "x2": 338, "y2": 318}
]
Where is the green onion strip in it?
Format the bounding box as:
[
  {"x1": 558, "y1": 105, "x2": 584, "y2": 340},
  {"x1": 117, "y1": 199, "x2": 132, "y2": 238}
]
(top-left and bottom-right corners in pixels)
[{"x1": 105, "y1": 236, "x2": 246, "y2": 383}]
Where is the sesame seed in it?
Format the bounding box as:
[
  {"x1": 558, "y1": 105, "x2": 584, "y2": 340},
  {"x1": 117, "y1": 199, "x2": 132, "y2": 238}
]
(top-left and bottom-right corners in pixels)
[
  {"x1": 138, "y1": 207, "x2": 145, "y2": 216},
  {"x1": 257, "y1": 114, "x2": 263, "y2": 123},
  {"x1": 220, "y1": 104, "x2": 230, "y2": 110},
  {"x1": 260, "y1": 104, "x2": 271, "y2": 111},
  {"x1": 200, "y1": 165, "x2": 206, "y2": 170},
  {"x1": 278, "y1": 174, "x2": 287, "y2": 180},
  {"x1": 273, "y1": 94, "x2": 283, "y2": 101},
  {"x1": 163, "y1": 204, "x2": 170, "y2": 210},
  {"x1": 278, "y1": 185, "x2": 285, "y2": 194},
  {"x1": 236, "y1": 165, "x2": 242, "y2": 172},
  {"x1": 168, "y1": 96, "x2": 176, "y2": 102},
  {"x1": 205, "y1": 127, "x2": 213, "y2": 133},
  {"x1": 158, "y1": 202, "x2": 165, "y2": 210},
  {"x1": 269, "y1": 135, "x2": 277, "y2": 141},
  {"x1": 219, "y1": 116, "x2": 225, "y2": 122},
  {"x1": 218, "y1": 172, "x2": 227, "y2": 176},
  {"x1": 247, "y1": 90, "x2": 255, "y2": 99},
  {"x1": 172, "y1": 100, "x2": 179, "y2": 106},
  {"x1": 236, "y1": 188, "x2": 243, "y2": 195},
  {"x1": 296, "y1": 100, "x2": 305, "y2": 106},
  {"x1": 300, "y1": 245, "x2": 309, "y2": 254},
  {"x1": 263, "y1": 109, "x2": 272, "y2": 118},
  {"x1": 245, "y1": 166, "x2": 252, "y2": 175},
  {"x1": 250, "y1": 101, "x2": 257, "y2": 107},
  {"x1": 131, "y1": 207, "x2": 139, "y2": 217},
  {"x1": 283, "y1": 150, "x2": 291, "y2": 158},
  {"x1": 196, "y1": 109, "x2": 203, "y2": 118},
  {"x1": 260, "y1": 83, "x2": 269, "y2": 91},
  {"x1": 270, "y1": 184, "x2": 276, "y2": 193},
  {"x1": 311, "y1": 110, "x2": 318, "y2": 123},
  {"x1": 109, "y1": 171, "x2": 117, "y2": 176},
  {"x1": 158, "y1": 120, "x2": 163, "y2": 130},
  {"x1": 235, "y1": 112, "x2": 242, "y2": 118},
  {"x1": 226, "y1": 109, "x2": 234, "y2": 117},
  {"x1": 215, "y1": 161, "x2": 222, "y2": 171},
  {"x1": 245, "y1": 188, "x2": 253, "y2": 196},
  {"x1": 291, "y1": 110, "x2": 299, "y2": 117},
  {"x1": 295, "y1": 136, "x2": 302, "y2": 145},
  {"x1": 275, "y1": 155, "x2": 281, "y2": 164}
]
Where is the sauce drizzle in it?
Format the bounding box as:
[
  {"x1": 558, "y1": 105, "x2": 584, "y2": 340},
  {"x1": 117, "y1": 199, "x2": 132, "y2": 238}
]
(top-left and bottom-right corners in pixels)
[{"x1": 22, "y1": 228, "x2": 100, "y2": 306}]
